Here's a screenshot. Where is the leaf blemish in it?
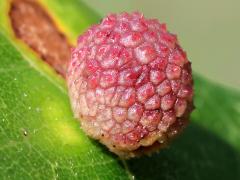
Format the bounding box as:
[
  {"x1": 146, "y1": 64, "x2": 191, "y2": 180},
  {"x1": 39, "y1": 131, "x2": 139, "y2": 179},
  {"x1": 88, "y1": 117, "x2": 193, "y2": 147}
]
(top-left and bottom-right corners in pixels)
[
  {"x1": 9, "y1": 0, "x2": 72, "y2": 77},
  {"x1": 23, "y1": 129, "x2": 28, "y2": 136}
]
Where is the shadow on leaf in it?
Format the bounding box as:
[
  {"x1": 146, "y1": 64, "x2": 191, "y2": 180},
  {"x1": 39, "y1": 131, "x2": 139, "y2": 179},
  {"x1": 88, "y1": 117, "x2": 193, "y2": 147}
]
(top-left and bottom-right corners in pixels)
[{"x1": 127, "y1": 123, "x2": 240, "y2": 180}]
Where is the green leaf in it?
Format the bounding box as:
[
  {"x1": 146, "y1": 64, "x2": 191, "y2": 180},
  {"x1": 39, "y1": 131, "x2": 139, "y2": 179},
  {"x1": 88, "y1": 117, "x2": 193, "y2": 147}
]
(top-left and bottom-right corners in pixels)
[
  {"x1": 0, "y1": 26, "x2": 131, "y2": 180},
  {"x1": 0, "y1": 0, "x2": 240, "y2": 179}
]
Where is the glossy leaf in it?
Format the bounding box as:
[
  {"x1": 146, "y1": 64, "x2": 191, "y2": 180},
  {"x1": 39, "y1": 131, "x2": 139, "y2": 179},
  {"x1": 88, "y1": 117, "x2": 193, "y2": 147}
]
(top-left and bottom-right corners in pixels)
[{"x1": 0, "y1": 0, "x2": 239, "y2": 179}]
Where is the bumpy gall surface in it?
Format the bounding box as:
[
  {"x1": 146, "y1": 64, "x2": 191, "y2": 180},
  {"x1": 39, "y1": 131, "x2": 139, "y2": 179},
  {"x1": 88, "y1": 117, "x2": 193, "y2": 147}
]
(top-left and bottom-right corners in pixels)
[{"x1": 67, "y1": 12, "x2": 193, "y2": 158}]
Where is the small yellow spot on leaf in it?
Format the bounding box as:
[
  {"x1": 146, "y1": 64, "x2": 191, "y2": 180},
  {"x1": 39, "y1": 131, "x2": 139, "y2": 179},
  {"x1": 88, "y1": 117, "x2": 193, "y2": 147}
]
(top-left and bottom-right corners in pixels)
[{"x1": 55, "y1": 122, "x2": 82, "y2": 145}]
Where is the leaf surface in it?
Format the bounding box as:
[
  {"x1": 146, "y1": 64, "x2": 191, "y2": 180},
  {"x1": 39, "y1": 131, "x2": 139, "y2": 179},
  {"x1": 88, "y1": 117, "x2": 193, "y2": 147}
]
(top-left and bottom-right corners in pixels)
[{"x1": 0, "y1": 0, "x2": 240, "y2": 179}]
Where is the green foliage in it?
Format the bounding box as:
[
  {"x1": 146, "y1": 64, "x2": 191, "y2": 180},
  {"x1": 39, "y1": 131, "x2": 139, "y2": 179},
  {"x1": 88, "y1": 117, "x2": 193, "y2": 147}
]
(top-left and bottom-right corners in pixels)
[{"x1": 0, "y1": 0, "x2": 239, "y2": 179}]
